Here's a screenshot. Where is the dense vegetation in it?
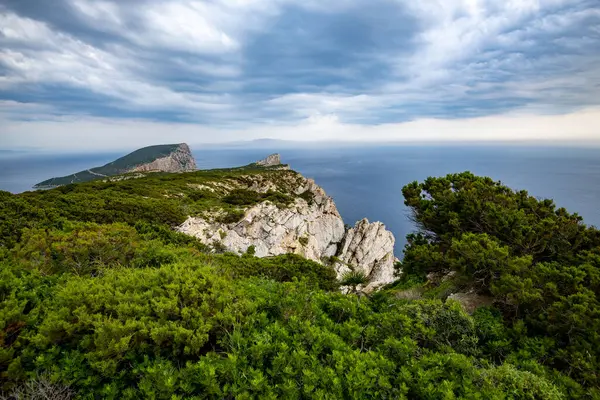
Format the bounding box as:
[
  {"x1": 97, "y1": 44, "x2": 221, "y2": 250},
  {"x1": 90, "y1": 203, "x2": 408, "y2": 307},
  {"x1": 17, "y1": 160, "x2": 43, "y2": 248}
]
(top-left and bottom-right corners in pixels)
[
  {"x1": 34, "y1": 144, "x2": 184, "y2": 187},
  {"x1": 1, "y1": 169, "x2": 599, "y2": 399},
  {"x1": 1, "y1": 166, "x2": 301, "y2": 249},
  {"x1": 399, "y1": 172, "x2": 600, "y2": 396}
]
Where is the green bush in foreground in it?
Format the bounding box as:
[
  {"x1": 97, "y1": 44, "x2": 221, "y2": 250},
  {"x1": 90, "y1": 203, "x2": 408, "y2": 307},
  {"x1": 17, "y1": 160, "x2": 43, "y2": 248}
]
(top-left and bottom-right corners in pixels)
[
  {"x1": 402, "y1": 172, "x2": 600, "y2": 393},
  {"x1": 1, "y1": 262, "x2": 568, "y2": 399}
]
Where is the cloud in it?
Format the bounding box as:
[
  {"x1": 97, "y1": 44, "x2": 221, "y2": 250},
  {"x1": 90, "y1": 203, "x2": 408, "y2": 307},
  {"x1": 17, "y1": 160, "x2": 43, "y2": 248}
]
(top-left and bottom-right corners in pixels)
[
  {"x1": 2, "y1": 104, "x2": 599, "y2": 152},
  {"x1": 0, "y1": 0, "x2": 599, "y2": 143}
]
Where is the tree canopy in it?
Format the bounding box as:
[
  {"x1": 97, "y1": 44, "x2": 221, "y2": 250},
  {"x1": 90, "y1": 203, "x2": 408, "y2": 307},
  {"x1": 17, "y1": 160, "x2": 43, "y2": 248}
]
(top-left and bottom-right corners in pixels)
[{"x1": 401, "y1": 172, "x2": 600, "y2": 392}]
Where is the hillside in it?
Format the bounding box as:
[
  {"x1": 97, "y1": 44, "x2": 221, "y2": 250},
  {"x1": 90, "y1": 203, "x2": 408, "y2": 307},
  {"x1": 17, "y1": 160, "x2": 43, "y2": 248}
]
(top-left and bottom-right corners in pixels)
[
  {"x1": 33, "y1": 143, "x2": 196, "y2": 188},
  {"x1": 1, "y1": 161, "x2": 599, "y2": 398},
  {"x1": 14, "y1": 154, "x2": 398, "y2": 291}
]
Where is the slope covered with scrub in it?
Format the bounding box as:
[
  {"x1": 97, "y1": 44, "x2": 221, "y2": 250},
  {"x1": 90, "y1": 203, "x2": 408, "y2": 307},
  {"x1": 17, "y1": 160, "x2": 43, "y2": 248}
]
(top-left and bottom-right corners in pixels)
[{"x1": 1, "y1": 167, "x2": 599, "y2": 399}]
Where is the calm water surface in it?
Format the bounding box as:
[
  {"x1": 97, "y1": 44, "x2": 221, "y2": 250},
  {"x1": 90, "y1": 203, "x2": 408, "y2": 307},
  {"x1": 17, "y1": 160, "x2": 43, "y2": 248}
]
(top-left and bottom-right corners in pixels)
[{"x1": 1, "y1": 145, "x2": 599, "y2": 252}]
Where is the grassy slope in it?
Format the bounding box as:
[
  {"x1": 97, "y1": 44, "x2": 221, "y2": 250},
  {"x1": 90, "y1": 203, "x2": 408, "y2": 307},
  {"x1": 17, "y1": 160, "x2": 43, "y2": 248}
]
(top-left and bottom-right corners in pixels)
[{"x1": 2, "y1": 164, "x2": 301, "y2": 249}]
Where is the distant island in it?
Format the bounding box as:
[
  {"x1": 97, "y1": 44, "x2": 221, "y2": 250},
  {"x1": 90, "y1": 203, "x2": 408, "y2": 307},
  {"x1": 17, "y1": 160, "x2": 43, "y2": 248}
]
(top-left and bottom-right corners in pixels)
[{"x1": 34, "y1": 143, "x2": 196, "y2": 188}]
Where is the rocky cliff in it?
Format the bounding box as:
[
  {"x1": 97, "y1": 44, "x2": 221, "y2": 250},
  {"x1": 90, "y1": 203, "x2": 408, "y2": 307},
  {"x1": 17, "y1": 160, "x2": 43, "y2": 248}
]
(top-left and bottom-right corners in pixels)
[
  {"x1": 256, "y1": 153, "x2": 282, "y2": 167},
  {"x1": 34, "y1": 143, "x2": 196, "y2": 188},
  {"x1": 130, "y1": 143, "x2": 196, "y2": 173},
  {"x1": 178, "y1": 157, "x2": 396, "y2": 292},
  {"x1": 335, "y1": 219, "x2": 397, "y2": 292}
]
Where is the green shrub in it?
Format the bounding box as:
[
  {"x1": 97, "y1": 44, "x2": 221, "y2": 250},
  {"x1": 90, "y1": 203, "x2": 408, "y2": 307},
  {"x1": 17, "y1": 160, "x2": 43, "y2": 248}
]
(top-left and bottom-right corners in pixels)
[
  {"x1": 0, "y1": 169, "x2": 597, "y2": 397},
  {"x1": 402, "y1": 171, "x2": 600, "y2": 389},
  {"x1": 13, "y1": 222, "x2": 141, "y2": 275},
  {"x1": 340, "y1": 270, "x2": 369, "y2": 293},
  {"x1": 223, "y1": 189, "x2": 264, "y2": 205},
  {"x1": 187, "y1": 190, "x2": 211, "y2": 201},
  {"x1": 216, "y1": 210, "x2": 245, "y2": 224},
  {"x1": 216, "y1": 253, "x2": 339, "y2": 291},
  {"x1": 299, "y1": 190, "x2": 315, "y2": 204},
  {"x1": 264, "y1": 191, "x2": 293, "y2": 206}
]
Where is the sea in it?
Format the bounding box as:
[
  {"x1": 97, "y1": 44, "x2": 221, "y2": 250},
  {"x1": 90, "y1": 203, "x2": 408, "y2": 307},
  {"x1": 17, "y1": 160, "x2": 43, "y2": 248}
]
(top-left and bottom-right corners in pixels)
[{"x1": 1, "y1": 144, "x2": 599, "y2": 253}]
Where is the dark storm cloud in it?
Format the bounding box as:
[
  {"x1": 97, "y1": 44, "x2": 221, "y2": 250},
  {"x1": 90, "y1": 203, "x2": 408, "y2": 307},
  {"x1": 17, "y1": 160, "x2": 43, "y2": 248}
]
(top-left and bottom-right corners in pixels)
[
  {"x1": 241, "y1": 2, "x2": 418, "y2": 94},
  {"x1": 0, "y1": 0, "x2": 599, "y2": 125}
]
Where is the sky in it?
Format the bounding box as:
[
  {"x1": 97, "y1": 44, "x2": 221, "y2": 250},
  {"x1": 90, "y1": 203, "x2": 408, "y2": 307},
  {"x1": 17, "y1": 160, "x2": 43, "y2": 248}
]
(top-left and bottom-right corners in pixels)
[{"x1": 1, "y1": 0, "x2": 599, "y2": 151}]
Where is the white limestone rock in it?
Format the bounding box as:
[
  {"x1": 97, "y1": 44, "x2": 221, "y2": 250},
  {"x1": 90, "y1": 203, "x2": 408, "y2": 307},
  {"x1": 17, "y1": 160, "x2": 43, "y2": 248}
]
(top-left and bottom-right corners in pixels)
[
  {"x1": 177, "y1": 161, "x2": 398, "y2": 292},
  {"x1": 337, "y1": 219, "x2": 396, "y2": 292},
  {"x1": 256, "y1": 153, "x2": 281, "y2": 167},
  {"x1": 131, "y1": 143, "x2": 197, "y2": 172},
  {"x1": 178, "y1": 185, "x2": 345, "y2": 261}
]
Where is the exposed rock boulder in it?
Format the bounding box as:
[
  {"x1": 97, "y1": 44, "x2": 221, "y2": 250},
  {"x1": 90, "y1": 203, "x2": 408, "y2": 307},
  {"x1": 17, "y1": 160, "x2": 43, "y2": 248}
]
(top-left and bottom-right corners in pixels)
[{"x1": 337, "y1": 219, "x2": 396, "y2": 292}]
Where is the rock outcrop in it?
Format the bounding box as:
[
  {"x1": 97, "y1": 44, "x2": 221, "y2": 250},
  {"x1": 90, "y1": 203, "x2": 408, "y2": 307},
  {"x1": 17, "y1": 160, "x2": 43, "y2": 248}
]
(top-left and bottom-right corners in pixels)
[
  {"x1": 178, "y1": 177, "x2": 345, "y2": 260},
  {"x1": 256, "y1": 153, "x2": 281, "y2": 167},
  {"x1": 335, "y1": 219, "x2": 396, "y2": 292},
  {"x1": 131, "y1": 143, "x2": 197, "y2": 172},
  {"x1": 178, "y1": 158, "x2": 397, "y2": 292}
]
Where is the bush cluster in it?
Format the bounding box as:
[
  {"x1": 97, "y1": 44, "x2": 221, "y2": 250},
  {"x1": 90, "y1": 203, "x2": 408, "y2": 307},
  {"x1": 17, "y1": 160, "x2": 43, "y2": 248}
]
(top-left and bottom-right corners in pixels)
[
  {"x1": 401, "y1": 172, "x2": 600, "y2": 392},
  {"x1": 0, "y1": 170, "x2": 598, "y2": 398}
]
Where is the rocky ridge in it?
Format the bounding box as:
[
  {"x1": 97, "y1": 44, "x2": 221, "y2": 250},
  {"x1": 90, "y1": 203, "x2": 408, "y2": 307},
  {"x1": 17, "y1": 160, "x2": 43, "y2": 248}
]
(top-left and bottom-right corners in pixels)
[
  {"x1": 178, "y1": 155, "x2": 397, "y2": 292},
  {"x1": 34, "y1": 143, "x2": 196, "y2": 188},
  {"x1": 335, "y1": 219, "x2": 397, "y2": 291},
  {"x1": 131, "y1": 143, "x2": 197, "y2": 173},
  {"x1": 256, "y1": 153, "x2": 282, "y2": 167}
]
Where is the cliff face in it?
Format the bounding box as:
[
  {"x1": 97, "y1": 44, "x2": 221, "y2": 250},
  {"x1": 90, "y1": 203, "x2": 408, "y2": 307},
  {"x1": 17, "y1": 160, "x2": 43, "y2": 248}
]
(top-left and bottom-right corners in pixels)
[
  {"x1": 178, "y1": 162, "x2": 397, "y2": 292},
  {"x1": 256, "y1": 153, "x2": 282, "y2": 167},
  {"x1": 179, "y1": 178, "x2": 345, "y2": 260},
  {"x1": 131, "y1": 143, "x2": 196, "y2": 172}
]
